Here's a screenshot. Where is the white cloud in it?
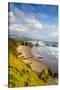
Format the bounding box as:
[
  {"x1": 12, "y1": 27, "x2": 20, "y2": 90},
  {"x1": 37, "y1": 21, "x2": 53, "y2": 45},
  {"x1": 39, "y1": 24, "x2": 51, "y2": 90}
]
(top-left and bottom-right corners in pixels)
[
  {"x1": 48, "y1": 30, "x2": 58, "y2": 38},
  {"x1": 9, "y1": 6, "x2": 45, "y2": 33},
  {"x1": 9, "y1": 11, "x2": 26, "y2": 32},
  {"x1": 9, "y1": 5, "x2": 58, "y2": 41},
  {"x1": 33, "y1": 30, "x2": 37, "y2": 33},
  {"x1": 44, "y1": 24, "x2": 58, "y2": 40},
  {"x1": 51, "y1": 32, "x2": 58, "y2": 38},
  {"x1": 16, "y1": 27, "x2": 25, "y2": 32},
  {"x1": 26, "y1": 17, "x2": 43, "y2": 30},
  {"x1": 9, "y1": 23, "x2": 26, "y2": 32},
  {"x1": 8, "y1": 12, "x2": 16, "y2": 24}
]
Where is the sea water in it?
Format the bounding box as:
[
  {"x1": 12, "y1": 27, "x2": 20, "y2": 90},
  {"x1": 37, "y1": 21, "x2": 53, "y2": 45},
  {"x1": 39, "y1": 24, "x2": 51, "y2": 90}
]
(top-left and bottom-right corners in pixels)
[{"x1": 31, "y1": 41, "x2": 58, "y2": 73}]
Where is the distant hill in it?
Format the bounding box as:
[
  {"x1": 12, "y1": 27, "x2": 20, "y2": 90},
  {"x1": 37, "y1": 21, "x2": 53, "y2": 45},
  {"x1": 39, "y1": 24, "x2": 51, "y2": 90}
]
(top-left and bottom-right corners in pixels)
[{"x1": 9, "y1": 33, "x2": 32, "y2": 41}]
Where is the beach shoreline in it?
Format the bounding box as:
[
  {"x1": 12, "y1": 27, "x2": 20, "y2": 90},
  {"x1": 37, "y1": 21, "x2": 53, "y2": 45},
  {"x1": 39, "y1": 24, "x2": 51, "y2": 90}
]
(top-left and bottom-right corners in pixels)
[
  {"x1": 16, "y1": 45, "x2": 48, "y2": 73},
  {"x1": 16, "y1": 45, "x2": 58, "y2": 76},
  {"x1": 31, "y1": 46, "x2": 58, "y2": 73},
  {"x1": 16, "y1": 45, "x2": 58, "y2": 84}
]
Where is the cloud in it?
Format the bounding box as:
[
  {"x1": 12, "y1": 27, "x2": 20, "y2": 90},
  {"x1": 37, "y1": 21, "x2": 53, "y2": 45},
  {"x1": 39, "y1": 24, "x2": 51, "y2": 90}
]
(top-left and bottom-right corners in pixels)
[
  {"x1": 15, "y1": 7, "x2": 44, "y2": 31},
  {"x1": 49, "y1": 32, "x2": 58, "y2": 38},
  {"x1": 52, "y1": 32, "x2": 58, "y2": 37},
  {"x1": 47, "y1": 26, "x2": 58, "y2": 38},
  {"x1": 9, "y1": 4, "x2": 58, "y2": 41},
  {"x1": 33, "y1": 30, "x2": 37, "y2": 33},
  {"x1": 9, "y1": 23, "x2": 26, "y2": 32},
  {"x1": 52, "y1": 25, "x2": 57, "y2": 29},
  {"x1": 9, "y1": 6, "x2": 45, "y2": 33},
  {"x1": 8, "y1": 12, "x2": 16, "y2": 24},
  {"x1": 9, "y1": 11, "x2": 26, "y2": 32},
  {"x1": 26, "y1": 17, "x2": 43, "y2": 30}
]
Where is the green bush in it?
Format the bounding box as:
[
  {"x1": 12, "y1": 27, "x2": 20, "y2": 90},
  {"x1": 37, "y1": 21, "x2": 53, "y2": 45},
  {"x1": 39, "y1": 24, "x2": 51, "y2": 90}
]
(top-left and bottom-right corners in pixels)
[{"x1": 26, "y1": 63, "x2": 31, "y2": 69}]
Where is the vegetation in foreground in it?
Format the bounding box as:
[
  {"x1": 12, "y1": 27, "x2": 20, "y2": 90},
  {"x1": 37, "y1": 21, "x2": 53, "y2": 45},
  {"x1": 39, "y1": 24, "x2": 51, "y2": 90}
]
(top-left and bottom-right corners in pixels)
[
  {"x1": 8, "y1": 38, "x2": 58, "y2": 87},
  {"x1": 8, "y1": 52, "x2": 48, "y2": 87}
]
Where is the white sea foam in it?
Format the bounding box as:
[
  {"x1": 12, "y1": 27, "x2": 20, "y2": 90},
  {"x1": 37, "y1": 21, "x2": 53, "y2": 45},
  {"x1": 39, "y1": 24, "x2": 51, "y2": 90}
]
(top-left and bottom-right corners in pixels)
[
  {"x1": 47, "y1": 46, "x2": 58, "y2": 58},
  {"x1": 31, "y1": 45, "x2": 58, "y2": 73},
  {"x1": 38, "y1": 41, "x2": 46, "y2": 46},
  {"x1": 31, "y1": 40, "x2": 58, "y2": 58}
]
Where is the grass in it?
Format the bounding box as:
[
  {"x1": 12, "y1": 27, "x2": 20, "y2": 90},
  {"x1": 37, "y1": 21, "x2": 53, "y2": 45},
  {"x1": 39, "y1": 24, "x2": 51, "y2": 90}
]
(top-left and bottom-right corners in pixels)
[
  {"x1": 8, "y1": 38, "x2": 57, "y2": 87},
  {"x1": 8, "y1": 52, "x2": 48, "y2": 87}
]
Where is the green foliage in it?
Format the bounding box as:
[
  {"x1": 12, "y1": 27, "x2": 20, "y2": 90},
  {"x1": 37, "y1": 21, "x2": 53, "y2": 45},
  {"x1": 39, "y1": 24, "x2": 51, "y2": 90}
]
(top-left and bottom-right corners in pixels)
[
  {"x1": 9, "y1": 38, "x2": 18, "y2": 46},
  {"x1": 19, "y1": 41, "x2": 33, "y2": 48},
  {"x1": 26, "y1": 63, "x2": 31, "y2": 69},
  {"x1": 9, "y1": 38, "x2": 20, "y2": 58},
  {"x1": 8, "y1": 38, "x2": 49, "y2": 87},
  {"x1": 8, "y1": 52, "x2": 48, "y2": 87},
  {"x1": 38, "y1": 69, "x2": 49, "y2": 82},
  {"x1": 9, "y1": 38, "x2": 33, "y2": 49},
  {"x1": 48, "y1": 68, "x2": 53, "y2": 77}
]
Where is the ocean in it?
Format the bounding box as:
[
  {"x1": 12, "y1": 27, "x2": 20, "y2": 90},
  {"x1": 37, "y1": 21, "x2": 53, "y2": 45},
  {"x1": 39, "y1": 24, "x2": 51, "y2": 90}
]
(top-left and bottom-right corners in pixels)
[{"x1": 31, "y1": 41, "x2": 58, "y2": 73}]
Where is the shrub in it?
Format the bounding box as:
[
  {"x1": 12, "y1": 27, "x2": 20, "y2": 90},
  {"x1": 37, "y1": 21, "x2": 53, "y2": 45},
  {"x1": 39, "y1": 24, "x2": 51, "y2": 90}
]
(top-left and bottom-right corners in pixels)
[
  {"x1": 48, "y1": 68, "x2": 54, "y2": 77},
  {"x1": 26, "y1": 63, "x2": 31, "y2": 69},
  {"x1": 38, "y1": 69, "x2": 49, "y2": 81},
  {"x1": 24, "y1": 81, "x2": 29, "y2": 87}
]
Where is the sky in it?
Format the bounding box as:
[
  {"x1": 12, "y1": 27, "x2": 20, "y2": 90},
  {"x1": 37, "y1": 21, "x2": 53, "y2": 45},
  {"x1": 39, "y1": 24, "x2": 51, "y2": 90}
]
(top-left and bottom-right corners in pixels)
[{"x1": 8, "y1": 3, "x2": 58, "y2": 41}]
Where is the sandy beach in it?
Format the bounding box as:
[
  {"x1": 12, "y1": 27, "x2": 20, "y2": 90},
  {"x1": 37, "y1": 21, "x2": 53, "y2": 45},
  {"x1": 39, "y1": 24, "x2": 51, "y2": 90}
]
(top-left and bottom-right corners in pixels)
[
  {"x1": 16, "y1": 45, "x2": 58, "y2": 75},
  {"x1": 16, "y1": 45, "x2": 58, "y2": 84},
  {"x1": 16, "y1": 45, "x2": 48, "y2": 73}
]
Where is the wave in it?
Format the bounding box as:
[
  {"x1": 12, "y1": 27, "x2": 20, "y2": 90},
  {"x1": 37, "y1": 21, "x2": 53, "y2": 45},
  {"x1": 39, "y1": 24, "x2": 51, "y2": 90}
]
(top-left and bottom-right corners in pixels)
[
  {"x1": 30, "y1": 40, "x2": 58, "y2": 58},
  {"x1": 43, "y1": 46, "x2": 58, "y2": 58}
]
